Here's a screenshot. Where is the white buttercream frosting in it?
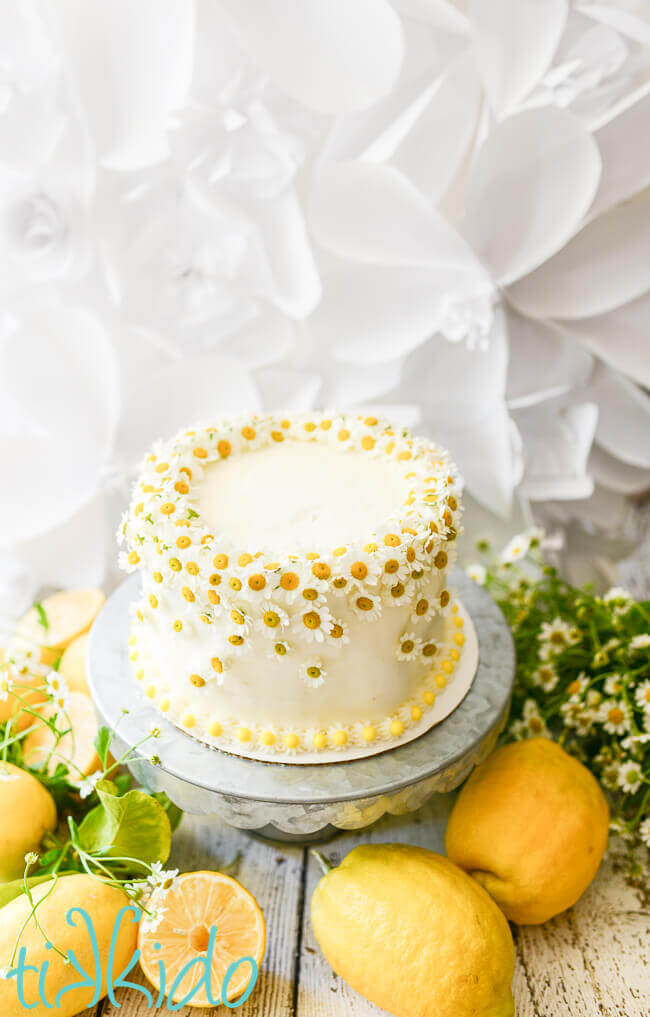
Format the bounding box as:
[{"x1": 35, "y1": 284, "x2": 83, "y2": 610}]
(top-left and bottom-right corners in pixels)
[{"x1": 118, "y1": 410, "x2": 464, "y2": 761}]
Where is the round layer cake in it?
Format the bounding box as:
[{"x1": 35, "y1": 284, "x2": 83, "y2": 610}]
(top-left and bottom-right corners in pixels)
[{"x1": 118, "y1": 412, "x2": 469, "y2": 761}]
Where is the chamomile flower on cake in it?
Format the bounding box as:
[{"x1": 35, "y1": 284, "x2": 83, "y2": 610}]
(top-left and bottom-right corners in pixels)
[{"x1": 118, "y1": 411, "x2": 475, "y2": 761}]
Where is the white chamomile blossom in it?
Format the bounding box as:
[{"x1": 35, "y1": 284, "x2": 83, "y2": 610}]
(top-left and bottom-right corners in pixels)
[
  {"x1": 531, "y1": 663, "x2": 559, "y2": 692},
  {"x1": 325, "y1": 618, "x2": 349, "y2": 647},
  {"x1": 267, "y1": 639, "x2": 291, "y2": 662},
  {"x1": 410, "y1": 595, "x2": 435, "y2": 625},
  {"x1": 617, "y1": 761, "x2": 643, "y2": 794},
  {"x1": 0, "y1": 676, "x2": 14, "y2": 702},
  {"x1": 599, "y1": 699, "x2": 630, "y2": 735},
  {"x1": 350, "y1": 592, "x2": 381, "y2": 622},
  {"x1": 466, "y1": 563, "x2": 486, "y2": 585},
  {"x1": 78, "y1": 771, "x2": 102, "y2": 800},
  {"x1": 523, "y1": 699, "x2": 549, "y2": 737},
  {"x1": 566, "y1": 672, "x2": 588, "y2": 702},
  {"x1": 396, "y1": 632, "x2": 422, "y2": 662},
  {"x1": 300, "y1": 658, "x2": 326, "y2": 687},
  {"x1": 629, "y1": 634, "x2": 650, "y2": 651},
  {"x1": 539, "y1": 617, "x2": 580, "y2": 659},
  {"x1": 499, "y1": 533, "x2": 531, "y2": 565},
  {"x1": 379, "y1": 555, "x2": 410, "y2": 589},
  {"x1": 296, "y1": 604, "x2": 333, "y2": 643},
  {"x1": 257, "y1": 605, "x2": 289, "y2": 638},
  {"x1": 603, "y1": 587, "x2": 633, "y2": 604},
  {"x1": 560, "y1": 699, "x2": 584, "y2": 729},
  {"x1": 634, "y1": 681, "x2": 650, "y2": 712},
  {"x1": 147, "y1": 862, "x2": 179, "y2": 893},
  {"x1": 604, "y1": 674, "x2": 626, "y2": 696},
  {"x1": 639, "y1": 818, "x2": 650, "y2": 849},
  {"x1": 142, "y1": 901, "x2": 168, "y2": 933},
  {"x1": 384, "y1": 579, "x2": 414, "y2": 607}
]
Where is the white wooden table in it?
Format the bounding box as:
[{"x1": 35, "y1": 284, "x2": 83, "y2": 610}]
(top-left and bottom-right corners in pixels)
[{"x1": 78, "y1": 791, "x2": 649, "y2": 1017}]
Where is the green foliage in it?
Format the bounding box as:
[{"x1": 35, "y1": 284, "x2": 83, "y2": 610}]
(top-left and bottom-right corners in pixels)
[{"x1": 473, "y1": 534, "x2": 650, "y2": 849}]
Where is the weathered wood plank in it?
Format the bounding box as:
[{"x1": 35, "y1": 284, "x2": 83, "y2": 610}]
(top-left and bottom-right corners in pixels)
[{"x1": 100, "y1": 813, "x2": 304, "y2": 1016}]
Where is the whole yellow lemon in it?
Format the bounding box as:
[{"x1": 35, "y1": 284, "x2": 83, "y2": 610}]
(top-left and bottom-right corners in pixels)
[
  {"x1": 311, "y1": 844, "x2": 514, "y2": 1017},
  {"x1": 0, "y1": 763, "x2": 57, "y2": 881},
  {"x1": 0, "y1": 874, "x2": 138, "y2": 1017},
  {"x1": 445, "y1": 738, "x2": 609, "y2": 924}
]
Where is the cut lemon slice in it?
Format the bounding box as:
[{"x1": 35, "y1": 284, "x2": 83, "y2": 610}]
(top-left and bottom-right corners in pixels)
[
  {"x1": 15, "y1": 589, "x2": 105, "y2": 665},
  {"x1": 138, "y1": 871, "x2": 266, "y2": 1008}
]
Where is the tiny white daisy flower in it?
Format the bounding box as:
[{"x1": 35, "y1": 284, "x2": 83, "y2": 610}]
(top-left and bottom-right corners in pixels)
[
  {"x1": 147, "y1": 863, "x2": 179, "y2": 893},
  {"x1": 523, "y1": 699, "x2": 549, "y2": 737},
  {"x1": 350, "y1": 592, "x2": 382, "y2": 621},
  {"x1": 566, "y1": 672, "x2": 588, "y2": 702},
  {"x1": 539, "y1": 618, "x2": 580, "y2": 659},
  {"x1": 617, "y1": 761, "x2": 643, "y2": 794},
  {"x1": 396, "y1": 633, "x2": 422, "y2": 662},
  {"x1": 300, "y1": 659, "x2": 327, "y2": 688},
  {"x1": 639, "y1": 817, "x2": 650, "y2": 849},
  {"x1": 603, "y1": 587, "x2": 632, "y2": 603},
  {"x1": 257, "y1": 605, "x2": 290, "y2": 639},
  {"x1": 410, "y1": 595, "x2": 435, "y2": 625},
  {"x1": 267, "y1": 639, "x2": 292, "y2": 662},
  {"x1": 0, "y1": 676, "x2": 14, "y2": 702},
  {"x1": 142, "y1": 902, "x2": 168, "y2": 933},
  {"x1": 500, "y1": 533, "x2": 531, "y2": 564},
  {"x1": 531, "y1": 664, "x2": 559, "y2": 692},
  {"x1": 466, "y1": 563, "x2": 486, "y2": 585},
  {"x1": 78, "y1": 772, "x2": 102, "y2": 800},
  {"x1": 634, "y1": 680, "x2": 650, "y2": 712},
  {"x1": 629, "y1": 634, "x2": 650, "y2": 651},
  {"x1": 599, "y1": 699, "x2": 630, "y2": 735},
  {"x1": 325, "y1": 618, "x2": 350, "y2": 647},
  {"x1": 296, "y1": 604, "x2": 333, "y2": 643},
  {"x1": 384, "y1": 579, "x2": 414, "y2": 607},
  {"x1": 604, "y1": 674, "x2": 626, "y2": 696}
]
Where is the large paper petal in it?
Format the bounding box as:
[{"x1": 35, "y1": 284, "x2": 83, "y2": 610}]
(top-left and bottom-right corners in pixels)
[
  {"x1": 311, "y1": 263, "x2": 494, "y2": 364},
  {"x1": 218, "y1": 0, "x2": 404, "y2": 114},
  {"x1": 557, "y1": 291, "x2": 650, "y2": 387},
  {"x1": 507, "y1": 187, "x2": 650, "y2": 319},
  {"x1": 516, "y1": 400, "x2": 598, "y2": 501},
  {"x1": 585, "y1": 363, "x2": 650, "y2": 468},
  {"x1": 116, "y1": 354, "x2": 260, "y2": 465},
  {"x1": 468, "y1": 0, "x2": 568, "y2": 114},
  {"x1": 398, "y1": 313, "x2": 520, "y2": 516},
  {"x1": 505, "y1": 307, "x2": 593, "y2": 409},
  {"x1": 254, "y1": 368, "x2": 321, "y2": 412},
  {"x1": 308, "y1": 161, "x2": 481, "y2": 267},
  {"x1": 389, "y1": 52, "x2": 482, "y2": 204},
  {"x1": 0, "y1": 304, "x2": 119, "y2": 544},
  {"x1": 464, "y1": 107, "x2": 601, "y2": 285},
  {"x1": 588, "y1": 443, "x2": 650, "y2": 495},
  {"x1": 590, "y1": 83, "x2": 650, "y2": 217},
  {"x1": 53, "y1": 0, "x2": 194, "y2": 170},
  {"x1": 16, "y1": 495, "x2": 108, "y2": 591}
]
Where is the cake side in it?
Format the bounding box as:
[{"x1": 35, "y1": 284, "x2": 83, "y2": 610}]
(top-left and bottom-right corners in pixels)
[{"x1": 118, "y1": 411, "x2": 465, "y2": 758}]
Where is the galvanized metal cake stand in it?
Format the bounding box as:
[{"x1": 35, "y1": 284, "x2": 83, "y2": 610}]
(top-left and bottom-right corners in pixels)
[{"x1": 87, "y1": 570, "x2": 514, "y2": 844}]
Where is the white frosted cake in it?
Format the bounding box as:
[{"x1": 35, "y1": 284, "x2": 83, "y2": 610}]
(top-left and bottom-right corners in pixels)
[{"x1": 118, "y1": 412, "x2": 472, "y2": 762}]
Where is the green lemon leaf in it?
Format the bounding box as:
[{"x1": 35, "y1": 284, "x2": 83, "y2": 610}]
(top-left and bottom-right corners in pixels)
[
  {"x1": 0, "y1": 873, "x2": 78, "y2": 910},
  {"x1": 93, "y1": 726, "x2": 113, "y2": 768},
  {"x1": 152, "y1": 792, "x2": 183, "y2": 832},
  {"x1": 78, "y1": 784, "x2": 172, "y2": 873}
]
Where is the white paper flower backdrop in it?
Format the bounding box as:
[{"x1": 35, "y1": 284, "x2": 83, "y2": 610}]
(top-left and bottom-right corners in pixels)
[{"x1": 2, "y1": 0, "x2": 650, "y2": 611}]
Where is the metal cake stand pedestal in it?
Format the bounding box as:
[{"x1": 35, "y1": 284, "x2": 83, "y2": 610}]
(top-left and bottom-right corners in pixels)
[{"x1": 87, "y1": 570, "x2": 514, "y2": 844}]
